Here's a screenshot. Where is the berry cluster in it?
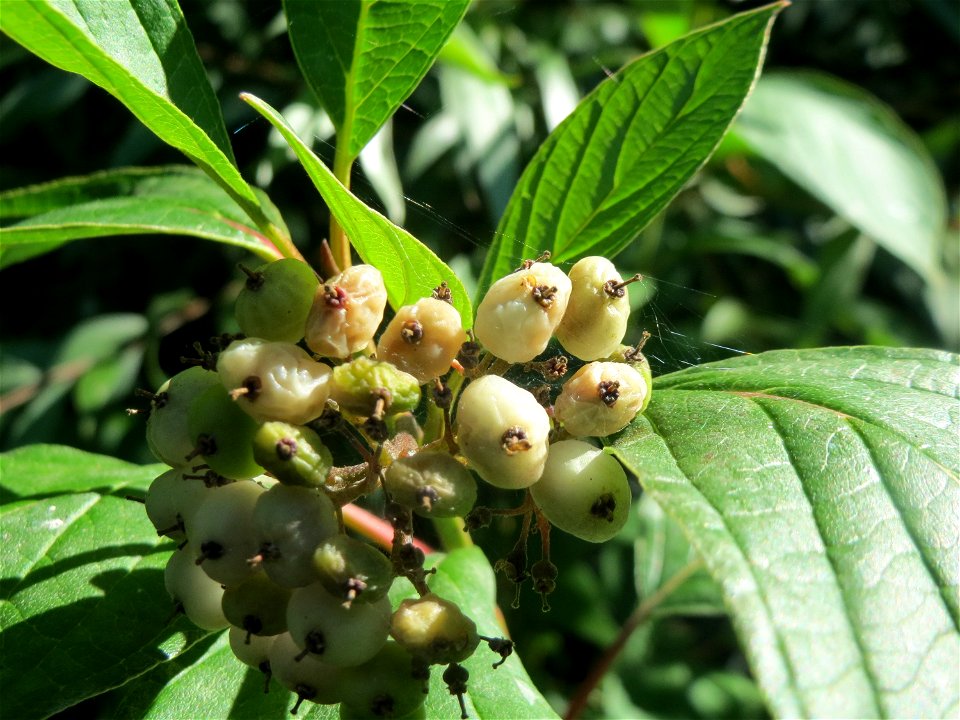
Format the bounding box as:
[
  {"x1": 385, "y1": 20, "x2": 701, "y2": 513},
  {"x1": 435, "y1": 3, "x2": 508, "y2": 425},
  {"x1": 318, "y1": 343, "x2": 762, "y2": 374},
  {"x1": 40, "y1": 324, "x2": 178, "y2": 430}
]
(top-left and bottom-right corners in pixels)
[{"x1": 138, "y1": 253, "x2": 651, "y2": 718}]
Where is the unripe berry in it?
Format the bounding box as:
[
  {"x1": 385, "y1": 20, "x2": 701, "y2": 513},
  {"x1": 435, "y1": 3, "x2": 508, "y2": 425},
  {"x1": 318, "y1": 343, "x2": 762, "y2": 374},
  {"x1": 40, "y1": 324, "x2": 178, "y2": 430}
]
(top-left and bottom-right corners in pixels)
[
  {"x1": 269, "y1": 631, "x2": 345, "y2": 708},
  {"x1": 305, "y1": 265, "x2": 388, "y2": 359},
  {"x1": 252, "y1": 485, "x2": 339, "y2": 588},
  {"x1": 474, "y1": 261, "x2": 571, "y2": 363},
  {"x1": 607, "y1": 344, "x2": 653, "y2": 415},
  {"x1": 555, "y1": 256, "x2": 634, "y2": 361},
  {"x1": 330, "y1": 356, "x2": 421, "y2": 417},
  {"x1": 454, "y1": 375, "x2": 550, "y2": 489},
  {"x1": 252, "y1": 421, "x2": 333, "y2": 488},
  {"x1": 221, "y1": 571, "x2": 292, "y2": 638},
  {"x1": 313, "y1": 535, "x2": 394, "y2": 605},
  {"x1": 376, "y1": 298, "x2": 468, "y2": 383},
  {"x1": 228, "y1": 625, "x2": 276, "y2": 669},
  {"x1": 164, "y1": 547, "x2": 229, "y2": 631},
  {"x1": 191, "y1": 480, "x2": 267, "y2": 586},
  {"x1": 235, "y1": 259, "x2": 319, "y2": 343},
  {"x1": 337, "y1": 641, "x2": 426, "y2": 719},
  {"x1": 390, "y1": 594, "x2": 479, "y2": 665},
  {"x1": 146, "y1": 367, "x2": 220, "y2": 467},
  {"x1": 217, "y1": 338, "x2": 332, "y2": 425},
  {"x1": 554, "y1": 361, "x2": 649, "y2": 437},
  {"x1": 187, "y1": 384, "x2": 263, "y2": 479},
  {"x1": 287, "y1": 582, "x2": 392, "y2": 667},
  {"x1": 384, "y1": 451, "x2": 477, "y2": 518},
  {"x1": 145, "y1": 469, "x2": 216, "y2": 541},
  {"x1": 530, "y1": 440, "x2": 631, "y2": 543}
]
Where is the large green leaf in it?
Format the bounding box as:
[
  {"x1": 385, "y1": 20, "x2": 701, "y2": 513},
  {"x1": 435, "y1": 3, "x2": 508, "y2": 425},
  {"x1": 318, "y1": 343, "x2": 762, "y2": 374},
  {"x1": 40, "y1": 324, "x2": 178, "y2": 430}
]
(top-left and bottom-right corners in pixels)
[
  {"x1": 0, "y1": 1, "x2": 267, "y2": 222},
  {"x1": 477, "y1": 3, "x2": 784, "y2": 298},
  {"x1": 0, "y1": 167, "x2": 284, "y2": 268},
  {"x1": 241, "y1": 92, "x2": 473, "y2": 326},
  {"x1": 0, "y1": 445, "x2": 209, "y2": 720},
  {"x1": 733, "y1": 72, "x2": 949, "y2": 282},
  {"x1": 284, "y1": 0, "x2": 470, "y2": 162},
  {"x1": 610, "y1": 347, "x2": 960, "y2": 719}
]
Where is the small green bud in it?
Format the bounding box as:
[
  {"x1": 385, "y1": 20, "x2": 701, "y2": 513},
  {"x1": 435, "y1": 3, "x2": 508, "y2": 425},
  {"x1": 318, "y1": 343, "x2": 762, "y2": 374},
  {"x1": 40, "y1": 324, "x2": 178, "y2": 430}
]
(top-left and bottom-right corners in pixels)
[{"x1": 252, "y1": 421, "x2": 333, "y2": 488}]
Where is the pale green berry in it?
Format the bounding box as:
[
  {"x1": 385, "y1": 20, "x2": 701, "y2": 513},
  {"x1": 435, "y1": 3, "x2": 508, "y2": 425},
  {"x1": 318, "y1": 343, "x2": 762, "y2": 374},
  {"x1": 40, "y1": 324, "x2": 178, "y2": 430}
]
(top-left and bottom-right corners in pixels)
[
  {"x1": 164, "y1": 547, "x2": 229, "y2": 631},
  {"x1": 337, "y1": 641, "x2": 426, "y2": 719},
  {"x1": 191, "y1": 480, "x2": 267, "y2": 586},
  {"x1": 454, "y1": 375, "x2": 550, "y2": 489},
  {"x1": 145, "y1": 469, "x2": 215, "y2": 541},
  {"x1": 287, "y1": 582, "x2": 392, "y2": 667},
  {"x1": 252, "y1": 421, "x2": 333, "y2": 488},
  {"x1": 221, "y1": 571, "x2": 292, "y2": 638},
  {"x1": 235, "y1": 258, "x2": 319, "y2": 343},
  {"x1": 305, "y1": 265, "x2": 388, "y2": 359},
  {"x1": 269, "y1": 632, "x2": 345, "y2": 709},
  {"x1": 217, "y1": 338, "x2": 332, "y2": 425},
  {"x1": 390, "y1": 594, "x2": 479, "y2": 665},
  {"x1": 474, "y1": 261, "x2": 571, "y2": 363},
  {"x1": 330, "y1": 356, "x2": 421, "y2": 418},
  {"x1": 554, "y1": 361, "x2": 649, "y2": 437},
  {"x1": 187, "y1": 383, "x2": 263, "y2": 479},
  {"x1": 530, "y1": 439, "x2": 631, "y2": 542},
  {"x1": 384, "y1": 451, "x2": 477, "y2": 518},
  {"x1": 376, "y1": 297, "x2": 467, "y2": 383},
  {"x1": 252, "y1": 485, "x2": 339, "y2": 588},
  {"x1": 606, "y1": 344, "x2": 653, "y2": 414},
  {"x1": 555, "y1": 256, "x2": 634, "y2": 361},
  {"x1": 146, "y1": 367, "x2": 220, "y2": 467},
  {"x1": 228, "y1": 625, "x2": 276, "y2": 669},
  {"x1": 313, "y1": 535, "x2": 394, "y2": 605}
]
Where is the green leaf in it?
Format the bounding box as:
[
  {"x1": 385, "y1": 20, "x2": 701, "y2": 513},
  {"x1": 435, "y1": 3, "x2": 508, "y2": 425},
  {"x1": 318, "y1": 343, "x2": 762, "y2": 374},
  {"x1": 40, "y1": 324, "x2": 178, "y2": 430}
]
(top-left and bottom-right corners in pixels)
[
  {"x1": 734, "y1": 72, "x2": 949, "y2": 281},
  {"x1": 611, "y1": 347, "x2": 960, "y2": 719},
  {"x1": 0, "y1": 1, "x2": 267, "y2": 221},
  {"x1": 478, "y1": 3, "x2": 784, "y2": 298},
  {"x1": 0, "y1": 167, "x2": 284, "y2": 269},
  {"x1": 389, "y1": 547, "x2": 559, "y2": 719},
  {"x1": 0, "y1": 445, "x2": 209, "y2": 720},
  {"x1": 241, "y1": 92, "x2": 473, "y2": 326},
  {"x1": 285, "y1": 0, "x2": 471, "y2": 161}
]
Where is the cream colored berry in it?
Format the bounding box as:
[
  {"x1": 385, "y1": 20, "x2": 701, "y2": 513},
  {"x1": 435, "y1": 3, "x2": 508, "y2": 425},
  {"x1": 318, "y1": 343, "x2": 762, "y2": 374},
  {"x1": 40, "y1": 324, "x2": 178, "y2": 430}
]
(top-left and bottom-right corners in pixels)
[
  {"x1": 217, "y1": 338, "x2": 332, "y2": 425},
  {"x1": 305, "y1": 264, "x2": 387, "y2": 359},
  {"x1": 390, "y1": 594, "x2": 479, "y2": 665},
  {"x1": 474, "y1": 262, "x2": 571, "y2": 363},
  {"x1": 454, "y1": 375, "x2": 550, "y2": 489},
  {"x1": 376, "y1": 297, "x2": 467, "y2": 383},
  {"x1": 555, "y1": 256, "x2": 635, "y2": 361},
  {"x1": 554, "y1": 361, "x2": 648, "y2": 437}
]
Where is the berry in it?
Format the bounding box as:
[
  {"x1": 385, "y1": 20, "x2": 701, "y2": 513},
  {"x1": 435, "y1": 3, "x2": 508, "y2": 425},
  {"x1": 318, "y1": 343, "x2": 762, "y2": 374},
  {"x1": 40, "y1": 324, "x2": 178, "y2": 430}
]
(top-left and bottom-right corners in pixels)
[
  {"x1": 384, "y1": 451, "x2": 477, "y2": 518},
  {"x1": 217, "y1": 338, "x2": 332, "y2": 425},
  {"x1": 235, "y1": 258, "x2": 319, "y2": 343},
  {"x1": 555, "y1": 256, "x2": 635, "y2": 361},
  {"x1": 313, "y1": 535, "x2": 394, "y2": 605},
  {"x1": 473, "y1": 261, "x2": 571, "y2": 363},
  {"x1": 221, "y1": 571, "x2": 292, "y2": 638},
  {"x1": 164, "y1": 547, "x2": 229, "y2": 631},
  {"x1": 553, "y1": 361, "x2": 649, "y2": 437},
  {"x1": 145, "y1": 468, "x2": 216, "y2": 541},
  {"x1": 228, "y1": 625, "x2": 276, "y2": 669},
  {"x1": 187, "y1": 383, "x2": 263, "y2": 479},
  {"x1": 191, "y1": 479, "x2": 267, "y2": 586},
  {"x1": 390, "y1": 593, "x2": 479, "y2": 665},
  {"x1": 330, "y1": 356, "x2": 421, "y2": 418},
  {"x1": 337, "y1": 641, "x2": 426, "y2": 719},
  {"x1": 287, "y1": 582, "x2": 392, "y2": 667},
  {"x1": 269, "y1": 632, "x2": 345, "y2": 709},
  {"x1": 454, "y1": 375, "x2": 550, "y2": 489},
  {"x1": 252, "y1": 484, "x2": 339, "y2": 588},
  {"x1": 146, "y1": 367, "x2": 220, "y2": 467},
  {"x1": 530, "y1": 440, "x2": 631, "y2": 542},
  {"x1": 305, "y1": 264, "x2": 388, "y2": 359},
  {"x1": 252, "y1": 421, "x2": 333, "y2": 488},
  {"x1": 376, "y1": 297, "x2": 468, "y2": 383}
]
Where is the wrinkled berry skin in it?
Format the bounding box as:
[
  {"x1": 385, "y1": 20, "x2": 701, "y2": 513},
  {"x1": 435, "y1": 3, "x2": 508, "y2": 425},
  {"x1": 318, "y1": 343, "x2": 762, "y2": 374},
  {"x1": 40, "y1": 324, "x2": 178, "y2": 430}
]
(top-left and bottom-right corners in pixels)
[
  {"x1": 305, "y1": 265, "x2": 388, "y2": 359},
  {"x1": 377, "y1": 297, "x2": 467, "y2": 383}
]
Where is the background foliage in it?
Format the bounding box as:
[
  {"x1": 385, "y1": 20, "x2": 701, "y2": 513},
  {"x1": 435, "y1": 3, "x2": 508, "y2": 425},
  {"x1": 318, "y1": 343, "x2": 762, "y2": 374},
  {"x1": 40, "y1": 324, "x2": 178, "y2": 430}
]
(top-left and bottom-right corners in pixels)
[{"x1": 1, "y1": 1, "x2": 957, "y2": 718}]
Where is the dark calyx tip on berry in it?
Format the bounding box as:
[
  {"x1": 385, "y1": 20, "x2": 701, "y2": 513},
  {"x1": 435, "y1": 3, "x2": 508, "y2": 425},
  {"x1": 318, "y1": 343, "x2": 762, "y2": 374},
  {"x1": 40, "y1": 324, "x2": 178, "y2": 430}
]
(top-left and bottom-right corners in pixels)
[
  {"x1": 230, "y1": 375, "x2": 262, "y2": 402},
  {"x1": 275, "y1": 437, "x2": 298, "y2": 460},
  {"x1": 149, "y1": 389, "x2": 169, "y2": 410},
  {"x1": 501, "y1": 426, "x2": 532, "y2": 455},
  {"x1": 432, "y1": 281, "x2": 453, "y2": 303},
  {"x1": 432, "y1": 379, "x2": 452, "y2": 408},
  {"x1": 401, "y1": 319, "x2": 424, "y2": 344},
  {"x1": 258, "y1": 660, "x2": 272, "y2": 694},
  {"x1": 464, "y1": 506, "x2": 492, "y2": 531},
  {"x1": 590, "y1": 493, "x2": 617, "y2": 522},
  {"x1": 480, "y1": 636, "x2": 514, "y2": 668},
  {"x1": 185, "y1": 433, "x2": 217, "y2": 461},
  {"x1": 531, "y1": 284, "x2": 558, "y2": 308},
  {"x1": 456, "y1": 340, "x2": 482, "y2": 369},
  {"x1": 290, "y1": 684, "x2": 316, "y2": 714},
  {"x1": 305, "y1": 629, "x2": 326, "y2": 655},
  {"x1": 443, "y1": 664, "x2": 470, "y2": 719},
  {"x1": 243, "y1": 614, "x2": 264, "y2": 636},
  {"x1": 417, "y1": 485, "x2": 441, "y2": 512},
  {"x1": 196, "y1": 540, "x2": 225, "y2": 564},
  {"x1": 597, "y1": 380, "x2": 620, "y2": 407},
  {"x1": 323, "y1": 284, "x2": 348, "y2": 308},
  {"x1": 518, "y1": 251, "x2": 551, "y2": 271},
  {"x1": 603, "y1": 273, "x2": 642, "y2": 298},
  {"x1": 239, "y1": 263, "x2": 265, "y2": 290}
]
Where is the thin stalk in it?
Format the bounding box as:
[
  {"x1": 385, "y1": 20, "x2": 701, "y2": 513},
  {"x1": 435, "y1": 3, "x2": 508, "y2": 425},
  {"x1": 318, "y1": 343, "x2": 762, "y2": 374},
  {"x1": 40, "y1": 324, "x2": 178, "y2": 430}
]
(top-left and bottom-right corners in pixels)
[
  {"x1": 433, "y1": 517, "x2": 474, "y2": 551},
  {"x1": 330, "y1": 140, "x2": 354, "y2": 271},
  {"x1": 564, "y1": 558, "x2": 706, "y2": 720}
]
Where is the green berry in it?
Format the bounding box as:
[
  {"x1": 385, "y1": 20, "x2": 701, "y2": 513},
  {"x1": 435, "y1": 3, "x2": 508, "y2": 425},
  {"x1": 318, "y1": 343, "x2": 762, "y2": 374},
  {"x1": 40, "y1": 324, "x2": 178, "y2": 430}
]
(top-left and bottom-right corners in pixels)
[
  {"x1": 252, "y1": 421, "x2": 333, "y2": 488},
  {"x1": 187, "y1": 383, "x2": 263, "y2": 479},
  {"x1": 269, "y1": 632, "x2": 345, "y2": 709},
  {"x1": 287, "y1": 582, "x2": 392, "y2": 667},
  {"x1": 228, "y1": 625, "x2": 276, "y2": 670},
  {"x1": 222, "y1": 571, "x2": 292, "y2": 638},
  {"x1": 145, "y1": 469, "x2": 215, "y2": 541},
  {"x1": 191, "y1": 480, "x2": 267, "y2": 586},
  {"x1": 530, "y1": 439, "x2": 631, "y2": 542},
  {"x1": 235, "y1": 258, "x2": 319, "y2": 343},
  {"x1": 454, "y1": 375, "x2": 550, "y2": 489},
  {"x1": 313, "y1": 535, "x2": 394, "y2": 605},
  {"x1": 330, "y1": 356, "x2": 421, "y2": 418},
  {"x1": 390, "y1": 593, "x2": 479, "y2": 665},
  {"x1": 474, "y1": 261, "x2": 571, "y2": 363},
  {"x1": 305, "y1": 264, "x2": 388, "y2": 359},
  {"x1": 217, "y1": 338, "x2": 332, "y2": 425},
  {"x1": 337, "y1": 641, "x2": 426, "y2": 719},
  {"x1": 146, "y1": 367, "x2": 220, "y2": 467},
  {"x1": 376, "y1": 297, "x2": 468, "y2": 383},
  {"x1": 164, "y1": 547, "x2": 229, "y2": 631},
  {"x1": 384, "y1": 451, "x2": 477, "y2": 518},
  {"x1": 554, "y1": 361, "x2": 649, "y2": 437},
  {"x1": 555, "y1": 256, "x2": 635, "y2": 361}
]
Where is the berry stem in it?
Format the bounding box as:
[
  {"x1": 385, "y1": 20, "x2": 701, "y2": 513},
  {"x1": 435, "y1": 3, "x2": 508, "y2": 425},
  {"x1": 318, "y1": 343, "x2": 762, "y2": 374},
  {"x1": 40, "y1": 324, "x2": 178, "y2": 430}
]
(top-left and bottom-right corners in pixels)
[{"x1": 341, "y1": 502, "x2": 434, "y2": 555}]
